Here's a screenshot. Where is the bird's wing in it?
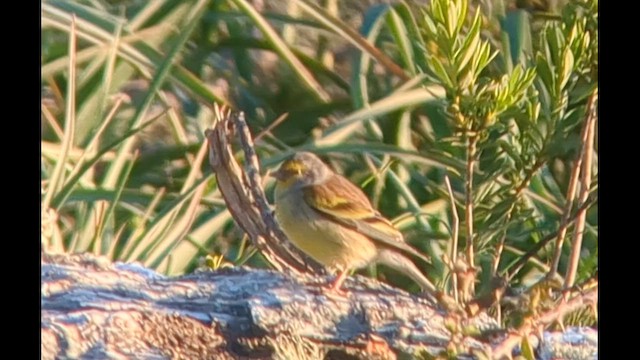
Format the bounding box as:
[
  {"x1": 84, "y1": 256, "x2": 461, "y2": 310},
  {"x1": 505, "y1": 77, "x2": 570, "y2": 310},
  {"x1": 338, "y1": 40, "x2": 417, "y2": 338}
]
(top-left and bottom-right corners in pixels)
[{"x1": 302, "y1": 175, "x2": 430, "y2": 264}]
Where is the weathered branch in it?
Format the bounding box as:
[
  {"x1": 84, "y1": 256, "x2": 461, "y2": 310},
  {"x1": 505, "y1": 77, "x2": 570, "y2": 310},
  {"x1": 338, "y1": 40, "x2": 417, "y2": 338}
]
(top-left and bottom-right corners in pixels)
[
  {"x1": 41, "y1": 253, "x2": 498, "y2": 359},
  {"x1": 41, "y1": 253, "x2": 598, "y2": 360},
  {"x1": 204, "y1": 106, "x2": 324, "y2": 275}
]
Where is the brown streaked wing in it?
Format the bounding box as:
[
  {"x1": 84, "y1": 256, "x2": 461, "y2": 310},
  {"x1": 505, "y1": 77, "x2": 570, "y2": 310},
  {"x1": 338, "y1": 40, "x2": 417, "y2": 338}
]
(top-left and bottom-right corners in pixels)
[
  {"x1": 303, "y1": 175, "x2": 430, "y2": 264},
  {"x1": 303, "y1": 174, "x2": 377, "y2": 220}
]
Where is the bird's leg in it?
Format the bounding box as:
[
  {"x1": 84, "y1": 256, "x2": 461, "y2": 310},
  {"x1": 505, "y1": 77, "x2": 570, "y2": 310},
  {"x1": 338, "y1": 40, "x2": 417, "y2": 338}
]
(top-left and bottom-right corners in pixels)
[
  {"x1": 329, "y1": 270, "x2": 349, "y2": 293},
  {"x1": 306, "y1": 270, "x2": 349, "y2": 297}
]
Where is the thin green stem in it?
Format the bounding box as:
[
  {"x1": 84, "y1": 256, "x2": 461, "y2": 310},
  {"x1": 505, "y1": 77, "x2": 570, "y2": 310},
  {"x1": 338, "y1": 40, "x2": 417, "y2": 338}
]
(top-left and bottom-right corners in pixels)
[{"x1": 465, "y1": 135, "x2": 477, "y2": 270}]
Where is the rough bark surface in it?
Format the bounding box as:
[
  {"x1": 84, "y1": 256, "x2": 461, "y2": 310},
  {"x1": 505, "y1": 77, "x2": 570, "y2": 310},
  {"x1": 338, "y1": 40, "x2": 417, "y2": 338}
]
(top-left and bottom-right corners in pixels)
[{"x1": 42, "y1": 252, "x2": 502, "y2": 360}]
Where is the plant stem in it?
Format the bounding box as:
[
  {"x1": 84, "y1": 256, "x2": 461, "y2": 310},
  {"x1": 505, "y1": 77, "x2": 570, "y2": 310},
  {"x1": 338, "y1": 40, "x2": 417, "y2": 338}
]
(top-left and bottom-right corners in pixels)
[
  {"x1": 465, "y1": 135, "x2": 477, "y2": 270},
  {"x1": 444, "y1": 175, "x2": 459, "y2": 303},
  {"x1": 491, "y1": 285, "x2": 597, "y2": 359},
  {"x1": 548, "y1": 143, "x2": 583, "y2": 279},
  {"x1": 505, "y1": 193, "x2": 596, "y2": 280},
  {"x1": 564, "y1": 91, "x2": 597, "y2": 288},
  {"x1": 492, "y1": 160, "x2": 545, "y2": 274}
]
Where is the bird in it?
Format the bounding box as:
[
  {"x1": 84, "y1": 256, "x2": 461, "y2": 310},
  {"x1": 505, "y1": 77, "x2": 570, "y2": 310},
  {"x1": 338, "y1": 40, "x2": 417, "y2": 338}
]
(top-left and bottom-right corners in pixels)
[{"x1": 271, "y1": 151, "x2": 436, "y2": 293}]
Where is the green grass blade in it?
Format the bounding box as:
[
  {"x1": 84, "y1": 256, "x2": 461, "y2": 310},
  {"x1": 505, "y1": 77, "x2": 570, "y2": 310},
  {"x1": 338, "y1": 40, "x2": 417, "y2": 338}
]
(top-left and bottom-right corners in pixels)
[
  {"x1": 263, "y1": 142, "x2": 464, "y2": 175},
  {"x1": 94, "y1": 151, "x2": 139, "y2": 255},
  {"x1": 102, "y1": 0, "x2": 209, "y2": 189},
  {"x1": 42, "y1": 16, "x2": 77, "y2": 213},
  {"x1": 144, "y1": 140, "x2": 214, "y2": 270},
  {"x1": 168, "y1": 210, "x2": 234, "y2": 275},
  {"x1": 393, "y1": 1, "x2": 429, "y2": 71},
  {"x1": 503, "y1": 9, "x2": 532, "y2": 66},
  {"x1": 214, "y1": 36, "x2": 350, "y2": 92},
  {"x1": 230, "y1": 0, "x2": 330, "y2": 103},
  {"x1": 317, "y1": 86, "x2": 445, "y2": 146},
  {"x1": 51, "y1": 113, "x2": 162, "y2": 208},
  {"x1": 43, "y1": 3, "x2": 227, "y2": 107},
  {"x1": 386, "y1": 8, "x2": 416, "y2": 75},
  {"x1": 123, "y1": 176, "x2": 209, "y2": 262},
  {"x1": 352, "y1": 4, "x2": 389, "y2": 110},
  {"x1": 296, "y1": 0, "x2": 409, "y2": 81},
  {"x1": 146, "y1": 182, "x2": 207, "y2": 270},
  {"x1": 118, "y1": 187, "x2": 167, "y2": 259}
]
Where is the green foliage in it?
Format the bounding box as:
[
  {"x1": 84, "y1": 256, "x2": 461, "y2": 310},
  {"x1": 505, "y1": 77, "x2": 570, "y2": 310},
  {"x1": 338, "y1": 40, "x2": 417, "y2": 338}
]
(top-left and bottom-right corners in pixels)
[{"x1": 42, "y1": 0, "x2": 597, "y2": 341}]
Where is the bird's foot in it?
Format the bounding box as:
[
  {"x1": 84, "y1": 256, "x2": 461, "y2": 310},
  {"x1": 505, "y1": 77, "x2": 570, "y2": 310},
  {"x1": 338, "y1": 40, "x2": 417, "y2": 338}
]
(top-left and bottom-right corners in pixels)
[{"x1": 305, "y1": 275, "x2": 350, "y2": 297}]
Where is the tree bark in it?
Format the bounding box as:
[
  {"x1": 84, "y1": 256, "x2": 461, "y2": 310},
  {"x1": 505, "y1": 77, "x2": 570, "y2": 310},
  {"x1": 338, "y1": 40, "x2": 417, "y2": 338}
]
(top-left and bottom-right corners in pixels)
[{"x1": 42, "y1": 252, "x2": 499, "y2": 360}]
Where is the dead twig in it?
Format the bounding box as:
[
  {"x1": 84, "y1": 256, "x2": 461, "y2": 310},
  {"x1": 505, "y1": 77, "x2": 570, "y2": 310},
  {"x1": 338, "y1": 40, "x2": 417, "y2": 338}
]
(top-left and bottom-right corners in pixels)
[
  {"x1": 491, "y1": 285, "x2": 597, "y2": 359},
  {"x1": 549, "y1": 90, "x2": 598, "y2": 281},
  {"x1": 506, "y1": 193, "x2": 597, "y2": 281},
  {"x1": 204, "y1": 106, "x2": 324, "y2": 275},
  {"x1": 564, "y1": 91, "x2": 597, "y2": 288}
]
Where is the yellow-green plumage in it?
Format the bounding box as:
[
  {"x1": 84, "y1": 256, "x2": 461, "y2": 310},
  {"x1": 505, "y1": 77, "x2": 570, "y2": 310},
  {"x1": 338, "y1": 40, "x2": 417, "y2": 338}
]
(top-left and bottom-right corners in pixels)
[
  {"x1": 272, "y1": 152, "x2": 436, "y2": 292},
  {"x1": 274, "y1": 181, "x2": 378, "y2": 271}
]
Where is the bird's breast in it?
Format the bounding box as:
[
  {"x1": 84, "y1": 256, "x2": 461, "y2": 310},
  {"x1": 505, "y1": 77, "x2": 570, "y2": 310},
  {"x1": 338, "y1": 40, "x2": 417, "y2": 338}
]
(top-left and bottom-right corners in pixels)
[{"x1": 274, "y1": 185, "x2": 377, "y2": 270}]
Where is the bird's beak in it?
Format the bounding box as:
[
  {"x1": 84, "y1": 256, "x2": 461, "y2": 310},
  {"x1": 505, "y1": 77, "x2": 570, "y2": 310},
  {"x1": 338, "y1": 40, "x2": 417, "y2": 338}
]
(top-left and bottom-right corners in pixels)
[{"x1": 269, "y1": 168, "x2": 286, "y2": 181}]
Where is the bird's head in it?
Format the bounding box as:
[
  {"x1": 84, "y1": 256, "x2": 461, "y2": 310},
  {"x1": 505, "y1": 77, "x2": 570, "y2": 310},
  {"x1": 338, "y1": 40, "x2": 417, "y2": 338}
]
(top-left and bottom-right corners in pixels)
[{"x1": 271, "y1": 152, "x2": 332, "y2": 187}]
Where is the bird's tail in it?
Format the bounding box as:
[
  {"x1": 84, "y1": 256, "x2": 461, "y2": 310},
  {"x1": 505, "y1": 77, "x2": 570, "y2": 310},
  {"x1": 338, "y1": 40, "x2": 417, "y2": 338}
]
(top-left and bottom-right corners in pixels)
[{"x1": 376, "y1": 249, "x2": 437, "y2": 293}]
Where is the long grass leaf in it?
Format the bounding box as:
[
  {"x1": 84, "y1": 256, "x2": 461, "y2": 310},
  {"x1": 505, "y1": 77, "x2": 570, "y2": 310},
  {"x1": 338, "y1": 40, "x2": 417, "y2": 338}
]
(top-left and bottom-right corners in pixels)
[
  {"x1": 317, "y1": 86, "x2": 445, "y2": 146},
  {"x1": 146, "y1": 182, "x2": 207, "y2": 270},
  {"x1": 144, "y1": 139, "x2": 212, "y2": 269},
  {"x1": 102, "y1": 0, "x2": 209, "y2": 189},
  {"x1": 230, "y1": 0, "x2": 330, "y2": 103},
  {"x1": 43, "y1": 5, "x2": 226, "y2": 107},
  {"x1": 51, "y1": 112, "x2": 163, "y2": 208},
  {"x1": 352, "y1": 4, "x2": 389, "y2": 110},
  {"x1": 129, "y1": 0, "x2": 168, "y2": 31},
  {"x1": 94, "y1": 151, "x2": 139, "y2": 255},
  {"x1": 63, "y1": 96, "x2": 127, "y2": 189},
  {"x1": 124, "y1": 176, "x2": 209, "y2": 262},
  {"x1": 181, "y1": 138, "x2": 209, "y2": 193},
  {"x1": 213, "y1": 37, "x2": 350, "y2": 92},
  {"x1": 296, "y1": 0, "x2": 409, "y2": 81},
  {"x1": 96, "y1": 21, "x2": 122, "y2": 125},
  {"x1": 386, "y1": 8, "x2": 416, "y2": 74},
  {"x1": 503, "y1": 9, "x2": 532, "y2": 66},
  {"x1": 48, "y1": 0, "x2": 124, "y2": 30},
  {"x1": 264, "y1": 142, "x2": 464, "y2": 174},
  {"x1": 42, "y1": 16, "x2": 77, "y2": 213},
  {"x1": 118, "y1": 187, "x2": 167, "y2": 259},
  {"x1": 393, "y1": 1, "x2": 429, "y2": 71},
  {"x1": 169, "y1": 210, "x2": 234, "y2": 274}
]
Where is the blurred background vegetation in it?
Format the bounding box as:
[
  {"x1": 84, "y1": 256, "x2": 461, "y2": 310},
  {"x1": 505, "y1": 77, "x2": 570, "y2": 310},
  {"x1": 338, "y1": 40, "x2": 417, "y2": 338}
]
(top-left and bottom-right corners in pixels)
[{"x1": 41, "y1": 0, "x2": 597, "y2": 329}]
